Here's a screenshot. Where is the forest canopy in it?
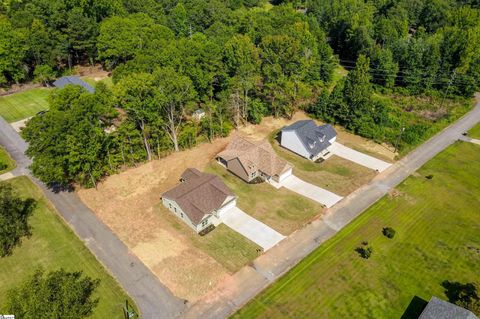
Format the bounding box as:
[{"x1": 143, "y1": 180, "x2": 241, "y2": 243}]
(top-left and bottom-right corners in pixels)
[{"x1": 2, "y1": 0, "x2": 478, "y2": 187}]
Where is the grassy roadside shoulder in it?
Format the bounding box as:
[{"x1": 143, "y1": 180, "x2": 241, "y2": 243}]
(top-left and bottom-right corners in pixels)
[
  {"x1": 0, "y1": 147, "x2": 15, "y2": 174},
  {"x1": 233, "y1": 141, "x2": 480, "y2": 318},
  {"x1": 468, "y1": 123, "x2": 480, "y2": 139},
  {"x1": 0, "y1": 177, "x2": 136, "y2": 318}
]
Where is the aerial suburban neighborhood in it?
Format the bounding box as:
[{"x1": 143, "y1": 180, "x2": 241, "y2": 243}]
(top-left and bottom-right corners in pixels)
[{"x1": 0, "y1": 1, "x2": 479, "y2": 319}]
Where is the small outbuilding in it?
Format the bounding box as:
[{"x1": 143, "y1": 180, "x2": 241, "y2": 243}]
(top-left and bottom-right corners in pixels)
[
  {"x1": 216, "y1": 135, "x2": 293, "y2": 183},
  {"x1": 419, "y1": 296, "x2": 478, "y2": 319},
  {"x1": 53, "y1": 76, "x2": 95, "y2": 93},
  {"x1": 280, "y1": 120, "x2": 337, "y2": 161},
  {"x1": 161, "y1": 168, "x2": 237, "y2": 233}
]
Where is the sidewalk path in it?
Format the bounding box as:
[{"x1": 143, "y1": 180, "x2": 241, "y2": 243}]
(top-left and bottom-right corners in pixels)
[
  {"x1": 0, "y1": 116, "x2": 186, "y2": 319},
  {"x1": 183, "y1": 98, "x2": 480, "y2": 319}
]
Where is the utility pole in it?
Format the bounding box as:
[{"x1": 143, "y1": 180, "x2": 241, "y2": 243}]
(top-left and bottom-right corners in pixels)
[
  {"x1": 440, "y1": 69, "x2": 457, "y2": 109},
  {"x1": 394, "y1": 126, "x2": 405, "y2": 154}
]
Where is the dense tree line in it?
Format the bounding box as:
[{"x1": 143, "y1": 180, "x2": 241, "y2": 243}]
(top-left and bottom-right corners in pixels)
[{"x1": 4, "y1": 0, "x2": 479, "y2": 187}]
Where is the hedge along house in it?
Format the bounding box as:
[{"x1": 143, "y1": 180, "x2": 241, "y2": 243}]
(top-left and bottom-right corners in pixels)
[
  {"x1": 216, "y1": 135, "x2": 293, "y2": 183},
  {"x1": 280, "y1": 120, "x2": 337, "y2": 161},
  {"x1": 161, "y1": 168, "x2": 237, "y2": 233}
]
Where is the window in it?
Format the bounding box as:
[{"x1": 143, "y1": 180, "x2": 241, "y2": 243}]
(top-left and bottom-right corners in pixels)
[
  {"x1": 202, "y1": 219, "x2": 208, "y2": 227},
  {"x1": 169, "y1": 203, "x2": 172, "y2": 209},
  {"x1": 180, "y1": 212, "x2": 184, "y2": 218},
  {"x1": 174, "y1": 207, "x2": 177, "y2": 213}
]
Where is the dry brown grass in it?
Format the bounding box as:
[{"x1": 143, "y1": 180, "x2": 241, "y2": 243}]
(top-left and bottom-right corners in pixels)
[{"x1": 77, "y1": 111, "x2": 395, "y2": 301}]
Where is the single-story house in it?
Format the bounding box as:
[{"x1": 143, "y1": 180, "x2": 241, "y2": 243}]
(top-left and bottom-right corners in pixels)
[
  {"x1": 161, "y1": 168, "x2": 237, "y2": 233},
  {"x1": 217, "y1": 136, "x2": 293, "y2": 183},
  {"x1": 419, "y1": 296, "x2": 478, "y2": 319},
  {"x1": 280, "y1": 120, "x2": 337, "y2": 161},
  {"x1": 53, "y1": 76, "x2": 95, "y2": 93}
]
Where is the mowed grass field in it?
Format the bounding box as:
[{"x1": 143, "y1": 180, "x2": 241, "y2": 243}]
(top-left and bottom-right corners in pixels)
[
  {"x1": 0, "y1": 177, "x2": 135, "y2": 318},
  {"x1": 206, "y1": 162, "x2": 324, "y2": 235},
  {"x1": 233, "y1": 141, "x2": 480, "y2": 319},
  {"x1": 469, "y1": 123, "x2": 480, "y2": 139},
  {"x1": 0, "y1": 147, "x2": 15, "y2": 174},
  {"x1": 0, "y1": 88, "x2": 51, "y2": 122}
]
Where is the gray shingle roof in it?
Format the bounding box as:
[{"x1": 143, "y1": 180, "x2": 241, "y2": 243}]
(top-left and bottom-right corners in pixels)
[
  {"x1": 282, "y1": 120, "x2": 336, "y2": 157},
  {"x1": 53, "y1": 76, "x2": 95, "y2": 93},
  {"x1": 419, "y1": 297, "x2": 478, "y2": 319}
]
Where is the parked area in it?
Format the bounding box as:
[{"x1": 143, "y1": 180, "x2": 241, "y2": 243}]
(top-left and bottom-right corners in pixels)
[
  {"x1": 221, "y1": 207, "x2": 285, "y2": 251},
  {"x1": 0, "y1": 177, "x2": 134, "y2": 318},
  {"x1": 234, "y1": 142, "x2": 480, "y2": 319},
  {"x1": 77, "y1": 112, "x2": 394, "y2": 302},
  {"x1": 330, "y1": 142, "x2": 392, "y2": 172}
]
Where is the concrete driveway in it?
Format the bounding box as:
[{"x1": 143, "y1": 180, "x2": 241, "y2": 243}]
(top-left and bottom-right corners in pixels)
[
  {"x1": 331, "y1": 142, "x2": 392, "y2": 172},
  {"x1": 279, "y1": 175, "x2": 343, "y2": 208},
  {"x1": 221, "y1": 207, "x2": 285, "y2": 251}
]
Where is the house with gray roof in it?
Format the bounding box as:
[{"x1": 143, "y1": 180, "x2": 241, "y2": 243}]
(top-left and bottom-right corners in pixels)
[
  {"x1": 161, "y1": 168, "x2": 237, "y2": 233},
  {"x1": 280, "y1": 120, "x2": 337, "y2": 161},
  {"x1": 419, "y1": 297, "x2": 478, "y2": 319},
  {"x1": 53, "y1": 76, "x2": 95, "y2": 93}
]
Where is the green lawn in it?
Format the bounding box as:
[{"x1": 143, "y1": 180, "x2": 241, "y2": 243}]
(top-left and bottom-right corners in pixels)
[
  {"x1": 154, "y1": 203, "x2": 262, "y2": 273},
  {"x1": 81, "y1": 76, "x2": 113, "y2": 88},
  {"x1": 268, "y1": 131, "x2": 376, "y2": 196},
  {"x1": 234, "y1": 141, "x2": 480, "y2": 319},
  {"x1": 468, "y1": 123, "x2": 480, "y2": 139},
  {"x1": 0, "y1": 88, "x2": 51, "y2": 123},
  {"x1": 0, "y1": 177, "x2": 136, "y2": 318},
  {"x1": 206, "y1": 162, "x2": 324, "y2": 235},
  {"x1": 0, "y1": 147, "x2": 15, "y2": 174}
]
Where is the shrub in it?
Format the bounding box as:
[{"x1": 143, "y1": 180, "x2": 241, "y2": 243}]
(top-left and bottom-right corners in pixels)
[
  {"x1": 425, "y1": 174, "x2": 434, "y2": 179},
  {"x1": 382, "y1": 227, "x2": 396, "y2": 239},
  {"x1": 199, "y1": 224, "x2": 215, "y2": 236},
  {"x1": 356, "y1": 246, "x2": 373, "y2": 259},
  {"x1": 0, "y1": 161, "x2": 7, "y2": 171}
]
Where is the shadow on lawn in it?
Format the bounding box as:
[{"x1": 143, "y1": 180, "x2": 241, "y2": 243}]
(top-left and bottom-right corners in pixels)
[{"x1": 401, "y1": 296, "x2": 428, "y2": 319}]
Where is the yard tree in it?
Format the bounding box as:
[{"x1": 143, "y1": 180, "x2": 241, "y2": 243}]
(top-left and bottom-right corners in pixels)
[
  {"x1": 0, "y1": 16, "x2": 28, "y2": 84},
  {"x1": 114, "y1": 72, "x2": 158, "y2": 160},
  {"x1": 154, "y1": 67, "x2": 196, "y2": 152},
  {"x1": 6, "y1": 268, "x2": 100, "y2": 319},
  {"x1": 0, "y1": 184, "x2": 36, "y2": 257},
  {"x1": 223, "y1": 34, "x2": 261, "y2": 123}
]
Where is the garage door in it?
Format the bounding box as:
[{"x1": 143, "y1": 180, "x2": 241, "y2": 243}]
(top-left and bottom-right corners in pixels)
[
  {"x1": 278, "y1": 168, "x2": 293, "y2": 183},
  {"x1": 216, "y1": 199, "x2": 237, "y2": 217}
]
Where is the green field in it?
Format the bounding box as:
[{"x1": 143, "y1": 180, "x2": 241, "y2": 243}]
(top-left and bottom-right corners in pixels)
[
  {"x1": 469, "y1": 123, "x2": 480, "y2": 139},
  {"x1": 0, "y1": 88, "x2": 51, "y2": 122},
  {"x1": 0, "y1": 177, "x2": 136, "y2": 318},
  {"x1": 0, "y1": 147, "x2": 15, "y2": 174},
  {"x1": 234, "y1": 141, "x2": 480, "y2": 318}
]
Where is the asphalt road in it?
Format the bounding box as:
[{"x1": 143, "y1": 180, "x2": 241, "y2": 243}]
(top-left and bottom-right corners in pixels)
[
  {"x1": 184, "y1": 97, "x2": 480, "y2": 319},
  {"x1": 0, "y1": 116, "x2": 186, "y2": 319}
]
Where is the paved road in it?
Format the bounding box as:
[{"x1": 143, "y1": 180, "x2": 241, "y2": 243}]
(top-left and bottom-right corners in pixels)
[
  {"x1": 221, "y1": 206, "x2": 285, "y2": 251},
  {"x1": 0, "y1": 116, "x2": 186, "y2": 319},
  {"x1": 184, "y1": 98, "x2": 480, "y2": 319},
  {"x1": 331, "y1": 142, "x2": 392, "y2": 172}
]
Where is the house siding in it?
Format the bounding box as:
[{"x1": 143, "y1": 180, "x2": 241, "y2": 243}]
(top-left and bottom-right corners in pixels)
[
  {"x1": 161, "y1": 197, "x2": 213, "y2": 233},
  {"x1": 226, "y1": 158, "x2": 251, "y2": 182},
  {"x1": 281, "y1": 130, "x2": 311, "y2": 159}
]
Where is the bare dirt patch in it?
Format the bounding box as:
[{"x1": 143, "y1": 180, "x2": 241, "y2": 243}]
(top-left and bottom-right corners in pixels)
[{"x1": 77, "y1": 110, "x2": 395, "y2": 301}]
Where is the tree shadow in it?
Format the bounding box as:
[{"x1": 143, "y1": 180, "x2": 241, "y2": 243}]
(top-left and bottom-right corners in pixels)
[
  {"x1": 49, "y1": 182, "x2": 74, "y2": 193},
  {"x1": 401, "y1": 296, "x2": 428, "y2": 319},
  {"x1": 442, "y1": 280, "x2": 478, "y2": 303}
]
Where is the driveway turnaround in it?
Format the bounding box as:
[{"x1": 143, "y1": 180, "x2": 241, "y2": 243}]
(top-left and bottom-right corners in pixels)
[
  {"x1": 280, "y1": 175, "x2": 343, "y2": 208},
  {"x1": 330, "y1": 142, "x2": 391, "y2": 172},
  {"x1": 221, "y1": 206, "x2": 285, "y2": 251}
]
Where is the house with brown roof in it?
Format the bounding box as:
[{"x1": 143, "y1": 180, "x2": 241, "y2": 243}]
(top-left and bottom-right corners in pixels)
[
  {"x1": 161, "y1": 168, "x2": 237, "y2": 233},
  {"x1": 216, "y1": 136, "x2": 293, "y2": 183}
]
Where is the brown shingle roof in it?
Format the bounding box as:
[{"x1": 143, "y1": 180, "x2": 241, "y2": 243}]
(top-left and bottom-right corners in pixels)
[
  {"x1": 217, "y1": 136, "x2": 292, "y2": 177},
  {"x1": 162, "y1": 168, "x2": 235, "y2": 225}
]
